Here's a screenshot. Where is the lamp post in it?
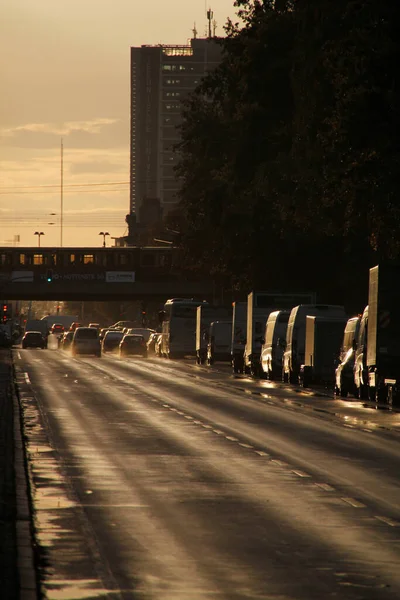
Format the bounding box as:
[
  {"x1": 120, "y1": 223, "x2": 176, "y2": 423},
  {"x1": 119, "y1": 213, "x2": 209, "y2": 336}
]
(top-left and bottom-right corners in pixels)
[
  {"x1": 99, "y1": 231, "x2": 110, "y2": 248},
  {"x1": 34, "y1": 231, "x2": 45, "y2": 247}
]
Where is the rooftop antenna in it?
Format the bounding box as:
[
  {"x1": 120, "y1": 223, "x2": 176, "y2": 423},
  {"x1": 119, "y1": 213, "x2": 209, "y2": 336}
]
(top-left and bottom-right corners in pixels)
[
  {"x1": 207, "y1": 8, "x2": 213, "y2": 38},
  {"x1": 192, "y1": 22, "x2": 198, "y2": 39},
  {"x1": 213, "y1": 18, "x2": 217, "y2": 36}
]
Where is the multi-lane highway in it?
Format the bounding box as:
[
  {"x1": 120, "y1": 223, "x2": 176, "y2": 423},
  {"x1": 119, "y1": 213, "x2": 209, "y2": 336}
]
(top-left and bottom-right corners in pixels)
[{"x1": 13, "y1": 338, "x2": 400, "y2": 599}]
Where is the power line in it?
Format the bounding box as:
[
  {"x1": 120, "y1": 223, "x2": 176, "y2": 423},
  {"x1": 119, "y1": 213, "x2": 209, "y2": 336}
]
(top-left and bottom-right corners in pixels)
[{"x1": 0, "y1": 181, "x2": 130, "y2": 191}]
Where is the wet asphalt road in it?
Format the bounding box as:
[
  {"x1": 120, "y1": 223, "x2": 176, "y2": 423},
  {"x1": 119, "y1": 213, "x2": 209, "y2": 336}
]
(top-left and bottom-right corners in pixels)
[{"x1": 13, "y1": 339, "x2": 400, "y2": 600}]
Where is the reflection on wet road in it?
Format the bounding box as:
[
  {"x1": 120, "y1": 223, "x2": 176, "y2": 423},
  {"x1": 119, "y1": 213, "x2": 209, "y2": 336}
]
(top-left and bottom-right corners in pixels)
[{"x1": 14, "y1": 347, "x2": 400, "y2": 599}]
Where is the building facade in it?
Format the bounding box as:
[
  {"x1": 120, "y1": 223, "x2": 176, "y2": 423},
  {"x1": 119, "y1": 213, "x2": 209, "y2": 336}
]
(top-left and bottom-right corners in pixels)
[{"x1": 129, "y1": 38, "x2": 222, "y2": 224}]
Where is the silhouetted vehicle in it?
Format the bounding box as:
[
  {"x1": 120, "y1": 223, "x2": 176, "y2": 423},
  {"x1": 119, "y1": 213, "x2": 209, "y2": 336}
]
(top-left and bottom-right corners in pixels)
[
  {"x1": 119, "y1": 334, "x2": 147, "y2": 358},
  {"x1": 300, "y1": 315, "x2": 348, "y2": 387},
  {"x1": 22, "y1": 331, "x2": 46, "y2": 349},
  {"x1": 61, "y1": 331, "x2": 74, "y2": 350},
  {"x1": 88, "y1": 323, "x2": 100, "y2": 329},
  {"x1": 69, "y1": 322, "x2": 82, "y2": 332},
  {"x1": 71, "y1": 327, "x2": 101, "y2": 357},
  {"x1": 50, "y1": 323, "x2": 65, "y2": 335},
  {"x1": 335, "y1": 316, "x2": 361, "y2": 397},
  {"x1": 102, "y1": 330, "x2": 124, "y2": 353},
  {"x1": 206, "y1": 321, "x2": 232, "y2": 365}
]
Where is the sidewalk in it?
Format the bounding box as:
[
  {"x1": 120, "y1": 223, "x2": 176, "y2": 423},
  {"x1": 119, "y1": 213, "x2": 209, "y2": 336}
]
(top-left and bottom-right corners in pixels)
[{"x1": 0, "y1": 348, "x2": 37, "y2": 599}]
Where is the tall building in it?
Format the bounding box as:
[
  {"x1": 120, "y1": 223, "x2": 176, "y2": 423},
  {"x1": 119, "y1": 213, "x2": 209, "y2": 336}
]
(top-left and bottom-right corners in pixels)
[{"x1": 129, "y1": 38, "x2": 222, "y2": 225}]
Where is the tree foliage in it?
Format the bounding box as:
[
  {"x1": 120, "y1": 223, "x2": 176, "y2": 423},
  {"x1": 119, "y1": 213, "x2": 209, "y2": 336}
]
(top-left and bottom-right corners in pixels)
[{"x1": 176, "y1": 0, "x2": 400, "y2": 309}]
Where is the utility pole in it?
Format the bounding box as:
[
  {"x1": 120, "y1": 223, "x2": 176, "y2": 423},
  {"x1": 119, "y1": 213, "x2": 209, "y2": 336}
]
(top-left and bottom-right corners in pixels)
[{"x1": 60, "y1": 138, "x2": 63, "y2": 247}]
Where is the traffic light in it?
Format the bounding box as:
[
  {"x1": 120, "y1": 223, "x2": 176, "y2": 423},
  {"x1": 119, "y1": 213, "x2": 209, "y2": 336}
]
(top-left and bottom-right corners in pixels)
[
  {"x1": 46, "y1": 269, "x2": 53, "y2": 283},
  {"x1": 2, "y1": 303, "x2": 9, "y2": 323}
]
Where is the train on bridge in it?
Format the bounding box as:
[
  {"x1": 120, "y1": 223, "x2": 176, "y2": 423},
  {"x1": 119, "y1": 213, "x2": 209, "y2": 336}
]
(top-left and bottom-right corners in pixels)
[{"x1": 0, "y1": 246, "x2": 214, "y2": 301}]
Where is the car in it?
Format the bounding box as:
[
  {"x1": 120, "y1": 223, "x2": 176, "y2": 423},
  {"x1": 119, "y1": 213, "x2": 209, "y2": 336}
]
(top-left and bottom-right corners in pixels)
[
  {"x1": 99, "y1": 328, "x2": 110, "y2": 341},
  {"x1": 88, "y1": 323, "x2": 100, "y2": 329},
  {"x1": 71, "y1": 327, "x2": 101, "y2": 357},
  {"x1": 146, "y1": 332, "x2": 159, "y2": 355},
  {"x1": 119, "y1": 334, "x2": 148, "y2": 358},
  {"x1": 102, "y1": 330, "x2": 124, "y2": 353},
  {"x1": 50, "y1": 323, "x2": 65, "y2": 335},
  {"x1": 22, "y1": 331, "x2": 46, "y2": 349},
  {"x1": 61, "y1": 330, "x2": 74, "y2": 350},
  {"x1": 155, "y1": 333, "x2": 164, "y2": 357},
  {"x1": 69, "y1": 322, "x2": 82, "y2": 332},
  {"x1": 125, "y1": 327, "x2": 156, "y2": 342}
]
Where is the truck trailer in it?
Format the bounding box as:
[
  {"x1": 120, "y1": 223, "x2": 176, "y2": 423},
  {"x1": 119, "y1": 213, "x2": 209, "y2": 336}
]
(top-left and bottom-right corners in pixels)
[{"x1": 367, "y1": 264, "x2": 400, "y2": 404}]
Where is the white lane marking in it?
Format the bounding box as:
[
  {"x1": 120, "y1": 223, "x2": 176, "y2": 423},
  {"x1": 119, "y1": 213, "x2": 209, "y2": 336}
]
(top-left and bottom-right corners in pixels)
[
  {"x1": 184, "y1": 415, "x2": 193, "y2": 420},
  {"x1": 292, "y1": 470, "x2": 311, "y2": 478},
  {"x1": 271, "y1": 459, "x2": 289, "y2": 467},
  {"x1": 162, "y1": 404, "x2": 170, "y2": 408},
  {"x1": 201, "y1": 424, "x2": 212, "y2": 429},
  {"x1": 239, "y1": 443, "x2": 254, "y2": 449},
  {"x1": 212, "y1": 429, "x2": 225, "y2": 435},
  {"x1": 17, "y1": 352, "x2": 21, "y2": 360},
  {"x1": 255, "y1": 451, "x2": 270, "y2": 457},
  {"x1": 193, "y1": 420, "x2": 203, "y2": 425},
  {"x1": 24, "y1": 372, "x2": 31, "y2": 384},
  {"x1": 225, "y1": 436, "x2": 238, "y2": 442},
  {"x1": 341, "y1": 497, "x2": 366, "y2": 508},
  {"x1": 315, "y1": 483, "x2": 335, "y2": 492},
  {"x1": 375, "y1": 516, "x2": 400, "y2": 527}
]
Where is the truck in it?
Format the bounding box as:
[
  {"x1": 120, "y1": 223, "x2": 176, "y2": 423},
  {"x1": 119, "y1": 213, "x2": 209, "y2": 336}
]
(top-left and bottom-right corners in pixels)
[
  {"x1": 231, "y1": 302, "x2": 247, "y2": 373},
  {"x1": 300, "y1": 315, "x2": 347, "y2": 387},
  {"x1": 367, "y1": 264, "x2": 400, "y2": 405},
  {"x1": 195, "y1": 305, "x2": 230, "y2": 364},
  {"x1": 206, "y1": 320, "x2": 233, "y2": 365}
]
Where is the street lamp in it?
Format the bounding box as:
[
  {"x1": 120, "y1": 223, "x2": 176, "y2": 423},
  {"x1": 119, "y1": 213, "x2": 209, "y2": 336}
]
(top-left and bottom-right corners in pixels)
[
  {"x1": 34, "y1": 231, "x2": 45, "y2": 247},
  {"x1": 99, "y1": 231, "x2": 110, "y2": 248}
]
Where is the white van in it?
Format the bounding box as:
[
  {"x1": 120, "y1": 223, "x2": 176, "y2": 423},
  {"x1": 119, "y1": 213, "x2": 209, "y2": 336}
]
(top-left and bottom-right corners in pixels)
[
  {"x1": 282, "y1": 304, "x2": 346, "y2": 384},
  {"x1": 260, "y1": 310, "x2": 290, "y2": 380},
  {"x1": 335, "y1": 315, "x2": 361, "y2": 397}
]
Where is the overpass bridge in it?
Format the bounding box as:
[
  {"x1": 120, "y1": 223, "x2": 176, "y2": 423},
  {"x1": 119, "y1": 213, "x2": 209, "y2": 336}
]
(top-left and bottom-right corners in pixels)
[{"x1": 0, "y1": 246, "x2": 216, "y2": 301}]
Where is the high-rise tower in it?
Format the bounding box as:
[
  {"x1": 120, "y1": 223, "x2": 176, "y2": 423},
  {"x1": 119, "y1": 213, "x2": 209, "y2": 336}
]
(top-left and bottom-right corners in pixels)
[{"x1": 129, "y1": 38, "x2": 221, "y2": 226}]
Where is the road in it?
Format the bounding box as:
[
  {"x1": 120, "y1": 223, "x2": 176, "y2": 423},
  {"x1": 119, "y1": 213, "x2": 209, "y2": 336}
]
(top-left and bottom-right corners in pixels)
[{"x1": 13, "y1": 337, "x2": 400, "y2": 599}]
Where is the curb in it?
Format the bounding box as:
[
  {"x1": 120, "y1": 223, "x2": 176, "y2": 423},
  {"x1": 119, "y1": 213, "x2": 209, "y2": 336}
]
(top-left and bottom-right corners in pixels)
[{"x1": 12, "y1": 364, "x2": 39, "y2": 599}]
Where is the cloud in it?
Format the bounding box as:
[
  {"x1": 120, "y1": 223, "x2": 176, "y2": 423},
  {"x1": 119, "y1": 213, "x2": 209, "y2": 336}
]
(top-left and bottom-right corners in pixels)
[
  {"x1": 0, "y1": 117, "x2": 119, "y2": 138},
  {"x1": 69, "y1": 159, "x2": 125, "y2": 175}
]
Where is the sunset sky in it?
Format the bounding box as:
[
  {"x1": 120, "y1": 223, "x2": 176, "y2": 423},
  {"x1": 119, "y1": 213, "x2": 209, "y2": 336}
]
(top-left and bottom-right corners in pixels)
[{"x1": 0, "y1": 0, "x2": 239, "y2": 248}]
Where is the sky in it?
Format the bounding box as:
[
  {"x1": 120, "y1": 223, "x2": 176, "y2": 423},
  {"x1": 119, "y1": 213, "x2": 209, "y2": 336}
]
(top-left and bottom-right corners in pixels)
[{"x1": 0, "y1": 0, "x2": 239, "y2": 248}]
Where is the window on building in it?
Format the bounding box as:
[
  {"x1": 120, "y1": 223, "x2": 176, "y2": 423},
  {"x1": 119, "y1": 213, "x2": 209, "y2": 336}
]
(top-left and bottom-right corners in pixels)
[
  {"x1": 84, "y1": 255, "x2": 94, "y2": 264},
  {"x1": 33, "y1": 254, "x2": 43, "y2": 265}
]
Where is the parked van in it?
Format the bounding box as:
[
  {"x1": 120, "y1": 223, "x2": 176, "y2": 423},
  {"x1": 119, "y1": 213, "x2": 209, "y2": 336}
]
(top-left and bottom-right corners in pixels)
[
  {"x1": 260, "y1": 310, "x2": 290, "y2": 380},
  {"x1": 353, "y1": 306, "x2": 368, "y2": 399},
  {"x1": 207, "y1": 321, "x2": 233, "y2": 365},
  {"x1": 301, "y1": 315, "x2": 348, "y2": 387},
  {"x1": 335, "y1": 315, "x2": 361, "y2": 397},
  {"x1": 282, "y1": 304, "x2": 347, "y2": 384},
  {"x1": 231, "y1": 302, "x2": 247, "y2": 374}
]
